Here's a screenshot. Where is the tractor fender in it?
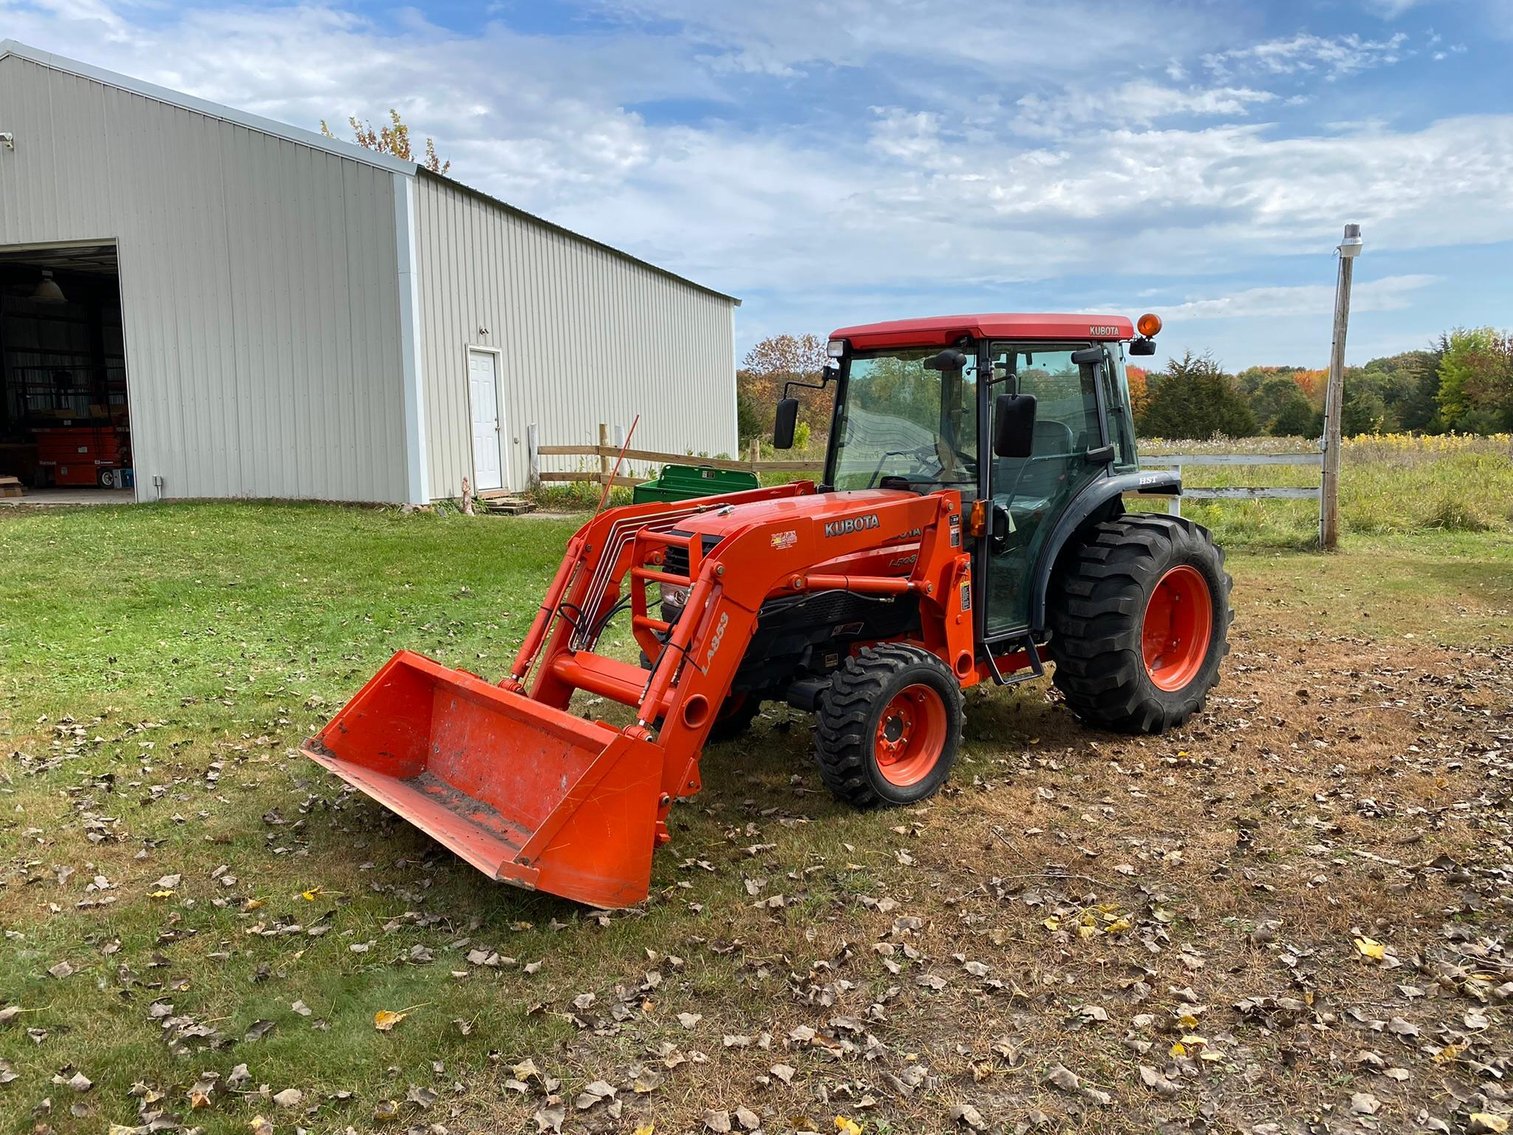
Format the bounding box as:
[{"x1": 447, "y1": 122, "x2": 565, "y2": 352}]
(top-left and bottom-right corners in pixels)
[{"x1": 1027, "y1": 470, "x2": 1182, "y2": 632}]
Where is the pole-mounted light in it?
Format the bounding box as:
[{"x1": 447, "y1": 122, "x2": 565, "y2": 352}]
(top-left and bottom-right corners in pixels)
[{"x1": 1338, "y1": 222, "x2": 1363, "y2": 259}]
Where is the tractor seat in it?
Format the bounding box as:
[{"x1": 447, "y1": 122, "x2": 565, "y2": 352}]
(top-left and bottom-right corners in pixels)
[{"x1": 993, "y1": 419, "x2": 1076, "y2": 505}]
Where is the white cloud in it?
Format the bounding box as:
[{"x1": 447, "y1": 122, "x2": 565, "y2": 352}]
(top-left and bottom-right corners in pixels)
[
  {"x1": 1362, "y1": 0, "x2": 1424, "y2": 15},
  {"x1": 1166, "y1": 274, "x2": 1441, "y2": 320},
  {"x1": 1204, "y1": 32, "x2": 1411, "y2": 79},
  {"x1": 591, "y1": 0, "x2": 1224, "y2": 79},
  {"x1": 1013, "y1": 80, "x2": 1278, "y2": 138},
  {"x1": 3, "y1": 0, "x2": 1511, "y2": 365}
]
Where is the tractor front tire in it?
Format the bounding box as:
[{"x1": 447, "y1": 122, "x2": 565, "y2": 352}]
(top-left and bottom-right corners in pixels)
[
  {"x1": 707, "y1": 692, "x2": 762, "y2": 742},
  {"x1": 1049, "y1": 514, "x2": 1232, "y2": 733},
  {"x1": 814, "y1": 644, "x2": 963, "y2": 808}
]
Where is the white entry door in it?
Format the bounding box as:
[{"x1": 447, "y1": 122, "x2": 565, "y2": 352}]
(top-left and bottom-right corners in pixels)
[{"x1": 468, "y1": 350, "x2": 504, "y2": 491}]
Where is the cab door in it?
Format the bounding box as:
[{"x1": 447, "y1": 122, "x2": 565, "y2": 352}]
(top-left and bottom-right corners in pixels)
[{"x1": 981, "y1": 342, "x2": 1110, "y2": 638}]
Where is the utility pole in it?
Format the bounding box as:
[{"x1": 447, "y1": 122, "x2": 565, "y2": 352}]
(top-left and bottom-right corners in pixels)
[{"x1": 1319, "y1": 223, "x2": 1363, "y2": 550}]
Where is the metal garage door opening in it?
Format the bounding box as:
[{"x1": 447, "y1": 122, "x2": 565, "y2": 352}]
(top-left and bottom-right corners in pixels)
[{"x1": 0, "y1": 243, "x2": 133, "y2": 502}]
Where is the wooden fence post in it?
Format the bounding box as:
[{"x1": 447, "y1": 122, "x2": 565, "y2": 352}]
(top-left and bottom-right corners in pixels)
[
  {"x1": 747, "y1": 438, "x2": 760, "y2": 469},
  {"x1": 1320, "y1": 222, "x2": 1363, "y2": 550},
  {"x1": 526, "y1": 424, "x2": 540, "y2": 489},
  {"x1": 598, "y1": 423, "x2": 611, "y2": 486}
]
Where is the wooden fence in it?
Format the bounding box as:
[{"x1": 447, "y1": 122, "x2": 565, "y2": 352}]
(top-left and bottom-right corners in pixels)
[
  {"x1": 526, "y1": 424, "x2": 820, "y2": 489},
  {"x1": 1138, "y1": 451, "x2": 1323, "y2": 517},
  {"x1": 527, "y1": 425, "x2": 1325, "y2": 524}
]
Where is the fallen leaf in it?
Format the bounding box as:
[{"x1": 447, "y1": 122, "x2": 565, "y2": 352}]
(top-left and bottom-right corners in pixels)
[
  {"x1": 1045, "y1": 1064, "x2": 1080, "y2": 1092},
  {"x1": 406, "y1": 1084, "x2": 438, "y2": 1109},
  {"x1": 271, "y1": 1087, "x2": 302, "y2": 1108},
  {"x1": 705, "y1": 1110, "x2": 732, "y2": 1133},
  {"x1": 677, "y1": 1012, "x2": 703, "y2": 1029},
  {"x1": 836, "y1": 1117, "x2": 863, "y2": 1135},
  {"x1": 950, "y1": 1102, "x2": 988, "y2": 1130},
  {"x1": 574, "y1": 1081, "x2": 616, "y2": 1110},
  {"x1": 1469, "y1": 1116, "x2": 1509, "y2": 1135},
  {"x1": 1353, "y1": 936, "x2": 1387, "y2": 961},
  {"x1": 1351, "y1": 1092, "x2": 1380, "y2": 1116},
  {"x1": 244, "y1": 1019, "x2": 275, "y2": 1042},
  {"x1": 188, "y1": 1075, "x2": 217, "y2": 1109},
  {"x1": 373, "y1": 1009, "x2": 409, "y2": 1031},
  {"x1": 770, "y1": 1063, "x2": 796, "y2": 1084},
  {"x1": 1138, "y1": 1065, "x2": 1178, "y2": 1097},
  {"x1": 249, "y1": 1116, "x2": 273, "y2": 1135}
]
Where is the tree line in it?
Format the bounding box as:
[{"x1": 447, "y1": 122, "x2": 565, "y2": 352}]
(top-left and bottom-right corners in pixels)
[{"x1": 738, "y1": 328, "x2": 1513, "y2": 443}]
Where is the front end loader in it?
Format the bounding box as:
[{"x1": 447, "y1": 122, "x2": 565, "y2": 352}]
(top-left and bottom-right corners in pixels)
[{"x1": 304, "y1": 312, "x2": 1232, "y2": 907}]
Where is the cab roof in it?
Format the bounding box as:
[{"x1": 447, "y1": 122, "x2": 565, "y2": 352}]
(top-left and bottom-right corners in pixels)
[{"x1": 831, "y1": 313, "x2": 1136, "y2": 350}]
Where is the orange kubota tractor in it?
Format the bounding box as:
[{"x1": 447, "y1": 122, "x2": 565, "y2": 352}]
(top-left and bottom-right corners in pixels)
[{"x1": 304, "y1": 312, "x2": 1231, "y2": 908}]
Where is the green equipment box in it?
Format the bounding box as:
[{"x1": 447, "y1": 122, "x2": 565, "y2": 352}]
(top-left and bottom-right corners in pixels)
[{"x1": 632, "y1": 463, "x2": 759, "y2": 504}]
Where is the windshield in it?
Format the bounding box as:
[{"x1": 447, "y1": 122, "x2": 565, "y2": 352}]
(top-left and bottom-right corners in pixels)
[{"x1": 831, "y1": 348, "x2": 978, "y2": 494}]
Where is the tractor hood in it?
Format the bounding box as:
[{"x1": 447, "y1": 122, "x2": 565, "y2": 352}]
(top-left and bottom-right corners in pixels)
[{"x1": 676, "y1": 488, "x2": 931, "y2": 554}]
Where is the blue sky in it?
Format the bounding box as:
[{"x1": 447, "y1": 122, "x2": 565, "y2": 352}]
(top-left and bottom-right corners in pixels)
[{"x1": 4, "y1": 0, "x2": 1511, "y2": 369}]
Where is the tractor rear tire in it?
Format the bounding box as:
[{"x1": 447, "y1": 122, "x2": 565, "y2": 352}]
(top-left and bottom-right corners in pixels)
[
  {"x1": 813, "y1": 644, "x2": 963, "y2": 808},
  {"x1": 1048, "y1": 514, "x2": 1231, "y2": 733}
]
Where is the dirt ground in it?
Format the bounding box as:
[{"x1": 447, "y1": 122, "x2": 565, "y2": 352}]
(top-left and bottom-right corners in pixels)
[
  {"x1": 3, "y1": 533, "x2": 1510, "y2": 1135},
  {"x1": 436, "y1": 611, "x2": 1512, "y2": 1135}
]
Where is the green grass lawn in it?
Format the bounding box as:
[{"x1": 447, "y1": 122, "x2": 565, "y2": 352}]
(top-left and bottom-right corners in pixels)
[{"x1": 2, "y1": 502, "x2": 1510, "y2": 1134}]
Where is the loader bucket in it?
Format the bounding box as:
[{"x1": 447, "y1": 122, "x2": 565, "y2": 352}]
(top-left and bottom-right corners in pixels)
[{"x1": 302, "y1": 651, "x2": 663, "y2": 909}]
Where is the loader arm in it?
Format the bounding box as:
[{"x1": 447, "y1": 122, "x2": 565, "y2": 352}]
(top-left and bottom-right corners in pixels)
[
  {"x1": 301, "y1": 484, "x2": 974, "y2": 914},
  {"x1": 302, "y1": 483, "x2": 973, "y2": 909}
]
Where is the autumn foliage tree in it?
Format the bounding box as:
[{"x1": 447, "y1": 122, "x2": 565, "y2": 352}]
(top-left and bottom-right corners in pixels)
[
  {"x1": 736, "y1": 333, "x2": 830, "y2": 445},
  {"x1": 1436, "y1": 327, "x2": 1513, "y2": 433},
  {"x1": 320, "y1": 109, "x2": 451, "y2": 175},
  {"x1": 1137, "y1": 351, "x2": 1257, "y2": 440},
  {"x1": 1125, "y1": 365, "x2": 1151, "y2": 420}
]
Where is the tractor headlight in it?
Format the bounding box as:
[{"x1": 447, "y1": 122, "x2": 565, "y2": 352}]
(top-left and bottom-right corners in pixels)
[
  {"x1": 826, "y1": 338, "x2": 846, "y2": 359},
  {"x1": 658, "y1": 582, "x2": 690, "y2": 614}
]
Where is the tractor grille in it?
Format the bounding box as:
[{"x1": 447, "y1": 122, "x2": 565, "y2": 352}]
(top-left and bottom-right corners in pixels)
[{"x1": 660, "y1": 531, "x2": 719, "y2": 580}]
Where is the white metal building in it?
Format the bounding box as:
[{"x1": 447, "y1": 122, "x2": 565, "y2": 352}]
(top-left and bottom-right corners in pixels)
[{"x1": 0, "y1": 40, "x2": 739, "y2": 504}]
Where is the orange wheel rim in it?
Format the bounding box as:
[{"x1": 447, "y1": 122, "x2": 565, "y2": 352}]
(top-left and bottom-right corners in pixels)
[
  {"x1": 1142, "y1": 565, "x2": 1214, "y2": 692},
  {"x1": 874, "y1": 684, "x2": 947, "y2": 787}
]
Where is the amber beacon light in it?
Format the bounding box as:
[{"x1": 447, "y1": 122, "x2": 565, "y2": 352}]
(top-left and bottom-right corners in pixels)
[{"x1": 1137, "y1": 313, "x2": 1163, "y2": 337}]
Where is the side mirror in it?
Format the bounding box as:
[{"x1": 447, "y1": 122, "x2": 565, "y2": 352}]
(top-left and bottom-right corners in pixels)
[
  {"x1": 773, "y1": 397, "x2": 799, "y2": 450},
  {"x1": 993, "y1": 393, "x2": 1037, "y2": 458},
  {"x1": 1129, "y1": 338, "x2": 1156, "y2": 356},
  {"x1": 924, "y1": 349, "x2": 968, "y2": 372}
]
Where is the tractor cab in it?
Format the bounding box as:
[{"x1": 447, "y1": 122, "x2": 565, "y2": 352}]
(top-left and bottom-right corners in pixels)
[{"x1": 776, "y1": 313, "x2": 1161, "y2": 638}]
